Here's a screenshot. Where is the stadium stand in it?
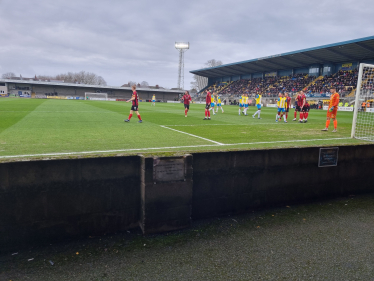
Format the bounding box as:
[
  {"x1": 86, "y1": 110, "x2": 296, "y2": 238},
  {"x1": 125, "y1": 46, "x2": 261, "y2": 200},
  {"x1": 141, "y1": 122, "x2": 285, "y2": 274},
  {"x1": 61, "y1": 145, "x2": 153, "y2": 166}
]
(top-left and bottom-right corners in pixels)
[
  {"x1": 305, "y1": 69, "x2": 359, "y2": 97},
  {"x1": 191, "y1": 36, "x2": 374, "y2": 104},
  {"x1": 204, "y1": 81, "x2": 232, "y2": 94},
  {"x1": 199, "y1": 70, "x2": 360, "y2": 101},
  {"x1": 362, "y1": 69, "x2": 374, "y2": 90},
  {"x1": 0, "y1": 78, "x2": 184, "y2": 102},
  {"x1": 217, "y1": 74, "x2": 315, "y2": 97}
]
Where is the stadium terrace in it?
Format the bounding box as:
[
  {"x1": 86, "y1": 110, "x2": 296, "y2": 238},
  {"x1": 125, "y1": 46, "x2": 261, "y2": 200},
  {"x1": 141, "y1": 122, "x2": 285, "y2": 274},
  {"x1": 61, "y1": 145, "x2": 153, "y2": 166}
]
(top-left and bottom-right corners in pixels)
[{"x1": 191, "y1": 36, "x2": 374, "y2": 98}]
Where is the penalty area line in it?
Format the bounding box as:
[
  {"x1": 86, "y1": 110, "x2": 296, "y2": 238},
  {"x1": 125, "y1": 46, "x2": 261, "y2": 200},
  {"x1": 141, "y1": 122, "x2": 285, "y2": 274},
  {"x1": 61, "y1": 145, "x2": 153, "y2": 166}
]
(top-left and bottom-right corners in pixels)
[
  {"x1": 160, "y1": 125, "x2": 224, "y2": 145},
  {"x1": 0, "y1": 137, "x2": 352, "y2": 159},
  {"x1": 161, "y1": 123, "x2": 302, "y2": 127},
  {"x1": 224, "y1": 137, "x2": 351, "y2": 146}
]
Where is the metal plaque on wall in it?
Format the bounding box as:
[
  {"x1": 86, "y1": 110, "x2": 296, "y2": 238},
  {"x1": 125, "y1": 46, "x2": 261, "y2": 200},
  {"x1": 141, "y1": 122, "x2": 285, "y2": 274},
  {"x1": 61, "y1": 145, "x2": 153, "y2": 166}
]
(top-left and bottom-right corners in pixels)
[
  {"x1": 153, "y1": 157, "x2": 185, "y2": 183},
  {"x1": 318, "y1": 147, "x2": 339, "y2": 167}
]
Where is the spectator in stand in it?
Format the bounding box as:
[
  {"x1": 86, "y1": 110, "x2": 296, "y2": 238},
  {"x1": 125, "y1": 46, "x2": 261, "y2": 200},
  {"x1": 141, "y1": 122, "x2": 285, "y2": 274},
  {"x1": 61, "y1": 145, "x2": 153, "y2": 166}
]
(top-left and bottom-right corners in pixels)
[
  {"x1": 219, "y1": 74, "x2": 314, "y2": 99},
  {"x1": 306, "y1": 69, "x2": 358, "y2": 97}
]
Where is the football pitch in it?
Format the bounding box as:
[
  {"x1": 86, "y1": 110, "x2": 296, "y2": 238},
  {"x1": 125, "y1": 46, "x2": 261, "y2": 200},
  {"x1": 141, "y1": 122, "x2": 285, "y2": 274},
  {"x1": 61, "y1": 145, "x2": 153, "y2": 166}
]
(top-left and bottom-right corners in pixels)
[{"x1": 0, "y1": 98, "x2": 368, "y2": 160}]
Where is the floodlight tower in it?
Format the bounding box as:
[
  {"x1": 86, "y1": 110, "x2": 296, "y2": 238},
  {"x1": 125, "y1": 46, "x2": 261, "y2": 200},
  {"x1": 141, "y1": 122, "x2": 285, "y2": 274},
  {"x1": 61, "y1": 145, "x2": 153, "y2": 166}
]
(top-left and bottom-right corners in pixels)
[{"x1": 175, "y1": 42, "x2": 189, "y2": 90}]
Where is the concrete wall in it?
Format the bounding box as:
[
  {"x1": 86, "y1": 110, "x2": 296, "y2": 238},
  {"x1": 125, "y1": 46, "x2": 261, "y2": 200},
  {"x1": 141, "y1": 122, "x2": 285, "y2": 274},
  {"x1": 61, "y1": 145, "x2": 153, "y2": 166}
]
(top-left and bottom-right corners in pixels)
[
  {"x1": 252, "y1": 73, "x2": 263, "y2": 78},
  {"x1": 192, "y1": 145, "x2": 374, "y2": 219},
  {"x1": 294, "y1": 67, "x2": 310, "y2": 74},
  {"x1": 0, "y1": 156, "x2": 141, "y2": 250},
  {"x1": 278, "y1": 69, "x2": 292, "y2": 76},
  {"x1": 140, "y1": 155, "x2": 193, "y2": 234},
  {"x1": 1, "y1": 144, "x2": 374, "y2": 250}
]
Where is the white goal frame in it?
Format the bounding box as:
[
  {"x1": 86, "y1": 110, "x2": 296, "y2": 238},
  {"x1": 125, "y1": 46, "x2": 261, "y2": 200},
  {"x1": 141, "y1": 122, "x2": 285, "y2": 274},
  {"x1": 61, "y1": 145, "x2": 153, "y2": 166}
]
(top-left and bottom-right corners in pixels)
[
  {"x1": 84, "y1": 92, "x2": 108, "y2": 101},
  {"x1": 351, "y1": 63, "x2": 374, "y2": 140}
]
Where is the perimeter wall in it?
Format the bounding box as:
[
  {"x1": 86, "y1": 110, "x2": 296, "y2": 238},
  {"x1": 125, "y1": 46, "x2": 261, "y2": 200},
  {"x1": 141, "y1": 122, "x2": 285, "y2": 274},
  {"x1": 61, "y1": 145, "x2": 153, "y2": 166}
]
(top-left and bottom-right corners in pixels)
[{"x1": 1, "y1": 144, "x2": 374, "y2": 250}]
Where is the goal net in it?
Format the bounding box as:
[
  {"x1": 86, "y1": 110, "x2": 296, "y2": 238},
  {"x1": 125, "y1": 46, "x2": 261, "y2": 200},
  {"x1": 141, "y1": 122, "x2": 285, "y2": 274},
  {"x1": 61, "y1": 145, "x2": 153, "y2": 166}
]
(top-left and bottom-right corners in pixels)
[
  {"x1": 85, "y1": 92, "x2": 108, "y2": 101},
  {"x1": 351, "y1": 63, "x2": 374, "y2": 141}
]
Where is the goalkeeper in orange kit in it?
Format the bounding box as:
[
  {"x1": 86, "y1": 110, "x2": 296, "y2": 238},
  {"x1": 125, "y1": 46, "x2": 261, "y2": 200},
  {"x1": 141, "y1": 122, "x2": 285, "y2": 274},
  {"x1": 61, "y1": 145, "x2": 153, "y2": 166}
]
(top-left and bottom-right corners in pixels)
[{"x1": 322, "y1": 86, "x2": 339, "y2": 132}]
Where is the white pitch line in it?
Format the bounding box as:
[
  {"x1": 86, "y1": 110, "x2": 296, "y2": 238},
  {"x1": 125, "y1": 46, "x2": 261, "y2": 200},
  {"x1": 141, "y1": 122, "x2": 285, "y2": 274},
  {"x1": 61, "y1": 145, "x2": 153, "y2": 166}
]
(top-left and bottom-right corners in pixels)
[
  {"x1": 161, "y1": 124, "x2": 247, "y2": 127},
  {"x1": 0, "y1": 144, "x2": 220, "y2": 159},
  {"x1": 160, "y1": 125, "x2": 224, "y2": 145},
  {"x1": 160, "y1": 124, "x2": 241, "y2": 127},
  {"x1": 161, "y1": 123, "x2": 300, "y2": 127},
  {"x1": 0, "y1": 137, "x2": 352, "y2": 159},
  {"x1": 224, "y1": 137, "x2": 351, "y2": 146}
]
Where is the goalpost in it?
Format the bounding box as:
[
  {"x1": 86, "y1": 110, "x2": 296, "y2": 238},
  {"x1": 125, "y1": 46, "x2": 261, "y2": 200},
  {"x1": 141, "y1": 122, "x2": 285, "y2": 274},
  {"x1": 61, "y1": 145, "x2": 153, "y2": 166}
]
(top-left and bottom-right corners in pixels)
[
  {"x1": 85, "y1": 92, "x2": 108, "y2": 101},
  {"x1": 351, "y1": 63, "x2": 374, "y2": 140}
]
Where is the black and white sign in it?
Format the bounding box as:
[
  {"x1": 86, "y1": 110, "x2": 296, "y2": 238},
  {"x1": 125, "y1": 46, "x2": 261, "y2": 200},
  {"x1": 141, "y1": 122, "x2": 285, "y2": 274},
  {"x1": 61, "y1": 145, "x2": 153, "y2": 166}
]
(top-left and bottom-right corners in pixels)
[
  {"x1": 318, "y1": 147, "x2": 339, "y2": 167},
  {"x1": 153, "y1": 158, "x2": 185, "y2": 182}
]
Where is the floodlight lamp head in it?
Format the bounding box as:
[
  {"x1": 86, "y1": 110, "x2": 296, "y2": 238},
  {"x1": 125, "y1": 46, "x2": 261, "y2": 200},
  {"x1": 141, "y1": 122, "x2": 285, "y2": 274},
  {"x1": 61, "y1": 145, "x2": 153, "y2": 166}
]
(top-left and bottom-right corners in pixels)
[{"x1": 175, "y1": 42, "x2": 189, "y2": 50}]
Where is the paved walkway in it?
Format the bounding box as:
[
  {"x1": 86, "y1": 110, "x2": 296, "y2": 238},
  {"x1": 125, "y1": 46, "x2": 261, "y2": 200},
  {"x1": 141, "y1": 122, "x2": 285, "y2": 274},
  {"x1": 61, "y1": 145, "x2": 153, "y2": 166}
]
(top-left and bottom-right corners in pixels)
[{"x1": 1, "y1": 193, "x2": 374, "y2": 280}]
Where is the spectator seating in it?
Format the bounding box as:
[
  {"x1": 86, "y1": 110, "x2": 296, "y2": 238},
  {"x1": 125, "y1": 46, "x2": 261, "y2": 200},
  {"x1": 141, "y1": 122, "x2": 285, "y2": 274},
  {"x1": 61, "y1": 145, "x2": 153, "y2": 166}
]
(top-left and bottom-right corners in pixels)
[
  {"x1": 200, "y1": 69, "x2": 360, "y2": 100},
  {"x1": 305, "y1": 69, "x2": 358, "y2": 97},
  {"x1": 204, "y1": 81, "x2": 233, "y2": 94},
  {"x1": 218, "y1": 74, "x2": 315, "y2": 98}
]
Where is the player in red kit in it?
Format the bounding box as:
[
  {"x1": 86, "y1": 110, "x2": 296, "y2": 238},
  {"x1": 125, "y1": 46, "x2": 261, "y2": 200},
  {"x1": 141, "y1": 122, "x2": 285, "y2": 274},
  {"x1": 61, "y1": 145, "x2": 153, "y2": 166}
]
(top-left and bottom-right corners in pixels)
[
  {"x1": 284, "y1": 93, "x2": 291, "y2": 121},
  {"x1": 293, "y1": 92, "x2": 300, "y2": 121},
  {"x1": 125, "y1": 85, "x2": 143, "y2": 123},
  {"x1": 204, "y1": 89, "x2": 211, "y2": 120},
  {"x1": 302, "y1": 100, "x2": 310, "y2": 123},
  {"x1": 298, "y1": 90, "x2": 306, "y2": 123},
  {"x1": 181, "y1": 90, "x2": 192, "y2": 117}
]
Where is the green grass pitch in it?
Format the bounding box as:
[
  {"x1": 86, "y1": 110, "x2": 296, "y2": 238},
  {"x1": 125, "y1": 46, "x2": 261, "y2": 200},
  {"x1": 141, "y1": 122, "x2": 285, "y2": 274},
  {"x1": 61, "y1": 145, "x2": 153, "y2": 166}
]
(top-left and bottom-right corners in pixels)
[{"x1": 0, "y1": 98, "x2": 367, "y2": 160}]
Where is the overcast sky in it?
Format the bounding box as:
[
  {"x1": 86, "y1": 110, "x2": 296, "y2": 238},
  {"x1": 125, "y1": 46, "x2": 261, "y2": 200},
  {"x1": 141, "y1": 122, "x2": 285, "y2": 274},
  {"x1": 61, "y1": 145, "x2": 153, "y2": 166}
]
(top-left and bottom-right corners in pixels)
[{"x1": 0, "y1": 0, "x2": 373, "y2": 88}]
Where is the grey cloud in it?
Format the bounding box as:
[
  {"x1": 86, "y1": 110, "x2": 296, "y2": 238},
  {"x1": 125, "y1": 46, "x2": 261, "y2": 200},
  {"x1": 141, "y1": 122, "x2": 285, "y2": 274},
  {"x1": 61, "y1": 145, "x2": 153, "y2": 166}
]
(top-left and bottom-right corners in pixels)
[{"x1": 0, "y1": 0, "x2": 373, "y2": 88}]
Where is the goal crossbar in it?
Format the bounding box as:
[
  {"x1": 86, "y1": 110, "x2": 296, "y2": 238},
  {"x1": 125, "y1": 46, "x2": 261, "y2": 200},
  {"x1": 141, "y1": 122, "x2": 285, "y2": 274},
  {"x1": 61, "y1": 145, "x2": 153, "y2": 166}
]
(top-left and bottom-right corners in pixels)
[{"x1": 85, "y1": 92, "x2": 108, "y2": 101}]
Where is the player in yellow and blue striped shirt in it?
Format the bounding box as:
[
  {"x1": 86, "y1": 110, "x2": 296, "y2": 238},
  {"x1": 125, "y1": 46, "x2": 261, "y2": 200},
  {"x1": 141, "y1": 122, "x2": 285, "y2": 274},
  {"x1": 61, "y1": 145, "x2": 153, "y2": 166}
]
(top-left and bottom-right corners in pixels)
[
  {"x1": 276, "y1": 93, "x2": 288, "y2": 123},
  {"x1": 209, "y1": 92, "x2": 216, "y2": 115},
  {"x1": 252, "y1": 93, "x2": 262, "y2": 119},
  {"x1": 152, "y1": 95, "x2": 156, "y2": 106},
  {"x1": 215, "y1": 95, "x2": 224, "y2": 113},
  {"x1": 242, "y1": 94, "x2": 249, "y2": 115},
  {"x1": 239, "y1": 95, "x2": 244, "y2": 115}
]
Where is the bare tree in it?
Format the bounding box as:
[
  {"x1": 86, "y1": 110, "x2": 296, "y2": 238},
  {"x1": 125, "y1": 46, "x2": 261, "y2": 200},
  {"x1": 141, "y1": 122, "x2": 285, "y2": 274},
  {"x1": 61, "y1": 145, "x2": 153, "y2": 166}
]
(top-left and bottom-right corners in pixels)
[
  {"x1": 205, "y1": 59, "x2": 223, "y2": 68},
  {"x1": 2, "y1": 71, "x2": 106, "y2": 86},
  {"x1": 97, "y1": 76, "x2": 106, "y2": 86},
  {"x1": 2, "y1": 72, "x2": 16, "y2": 79},
  {"x1": 190, "y1": 76, "x2": 199, "y2": 92},
  {"x1": 190, "y1": 59, "x2": 223, "y2": 91},
  {"x1": 37, "y1": 75, "x2": 55, "y2": 80},
  {"x1": 140, "y1": 81, "x2": 149, "y2": 88},
  {"x1": 127, "y1": 81, "x2": 136, "y2": 87},
  {"x1": 54, "y1": 71, "x2": 107, "y2": 86}
]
